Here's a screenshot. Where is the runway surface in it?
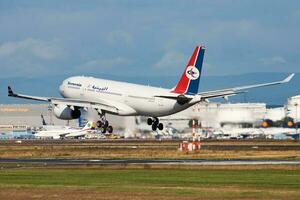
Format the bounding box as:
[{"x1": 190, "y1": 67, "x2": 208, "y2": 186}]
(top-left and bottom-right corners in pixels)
[{"x1": 0, "y1": 158, "x2": 300, "y2": 166}]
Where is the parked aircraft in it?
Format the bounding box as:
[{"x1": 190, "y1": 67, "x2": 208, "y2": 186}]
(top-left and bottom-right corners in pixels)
[
  {"x1": 211, "y1": 127, "x2": 298, "y2": 140},
  {"x1": 34, "y1": 121, "x2": 95, "y2": 139},
  {"x1": 8, "y1": 46, "x2": 294, "y2": 133}
]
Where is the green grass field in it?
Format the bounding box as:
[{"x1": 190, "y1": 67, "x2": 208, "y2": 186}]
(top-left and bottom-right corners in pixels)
[{"x1": 0, "y1": 167, "x2": 299, "y2": 200}]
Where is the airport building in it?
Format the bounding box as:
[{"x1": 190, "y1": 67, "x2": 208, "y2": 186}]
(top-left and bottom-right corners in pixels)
[
  {"x1": 286, "y1": 95, "x2": 300, "y2": 122},
  {"x1": 265, "y1": 107, "x2": 285, "y2": 121},
  {"x1": 0, "y1": 104, "x2": 78, "y2": 129},
  {"x1": 263, "y1": 96, "x2": 300, "y2": 123},
  {"x1": 163, "y1": 102, "x2": 267, "y2": 128},
  {"x1": 193, "y1": 102, "x2": 266, "y2": 128}
]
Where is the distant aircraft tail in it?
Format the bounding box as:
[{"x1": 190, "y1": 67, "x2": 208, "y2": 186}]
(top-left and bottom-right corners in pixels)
[
  {"x1": 41, "y1": 114, "x2": 47, "y2": 126},
  {"x1": 82, "y1": 121, "x2": 96, "y2": 131},
  {"x1": 172, "y1": 45, "x2": 205, "y2": 95}
]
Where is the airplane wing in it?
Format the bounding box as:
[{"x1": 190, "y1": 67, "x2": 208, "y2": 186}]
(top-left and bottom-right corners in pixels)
[
  {"x1": 34, "y1": 130, "x2": 70, "y2": 138},
  {"x1": 8, "y1": 86, "x2": 120, "y2": 114},
  {"x1": 8, "y1": 86, "x2": 50, "y2": 102},
  {"x1": 198, "y1": 73, "x2": 294, "y2": 100},
  {"x1": 65, "y1": 131, "x2": 87, "y2": 138}
]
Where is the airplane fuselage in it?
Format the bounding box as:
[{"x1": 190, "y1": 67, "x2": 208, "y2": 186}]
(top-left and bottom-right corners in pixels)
[{"x1": 59, "y1": 76, "x2": 197, "y2": 117}]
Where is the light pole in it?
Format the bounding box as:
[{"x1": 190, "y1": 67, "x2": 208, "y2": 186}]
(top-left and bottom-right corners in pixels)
[{"x1": 295, "y1": 103, "x2": 298, "y2": 137}]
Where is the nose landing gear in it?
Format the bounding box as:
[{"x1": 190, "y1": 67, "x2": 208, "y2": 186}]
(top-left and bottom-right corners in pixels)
[{"x1": 147, "y1": 117, "x2": 164, "y2": 131}]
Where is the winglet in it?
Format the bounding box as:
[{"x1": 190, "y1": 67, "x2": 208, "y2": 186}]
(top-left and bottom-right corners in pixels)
[
  {"x1": 8, "y1": 86, "x2": 14, "y2": 96},
  {"x1": 282, "y1": 73, "x2": 295, "y2": 83}
]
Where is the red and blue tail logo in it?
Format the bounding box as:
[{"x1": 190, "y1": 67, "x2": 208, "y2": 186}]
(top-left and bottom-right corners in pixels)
[{"x1": 172, "y1": 45, "x2": 205, "y2": 95}]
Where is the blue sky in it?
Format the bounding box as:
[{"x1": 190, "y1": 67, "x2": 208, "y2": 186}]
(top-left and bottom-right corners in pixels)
[{"x1": 0, "y1": 0, "x2": 299, "y2": 78}]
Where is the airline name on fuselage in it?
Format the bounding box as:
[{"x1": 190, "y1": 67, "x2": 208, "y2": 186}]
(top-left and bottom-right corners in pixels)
[
  {"x1": 67, "y1": 80, "x2": 109, "y2": 92},
  {"x1": 67, "y1": 81, "x2": 82, "y2": 87},
  {"x1": 92, "y1": 85, "x2": 108, "y2": 91}
]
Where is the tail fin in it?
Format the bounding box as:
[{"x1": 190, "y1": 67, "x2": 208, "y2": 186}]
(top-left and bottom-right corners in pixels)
[
  {"x1": 41, "y1": 114, "x2": 47, "y2": 126},
  {"x1": 172, "y1": 45, "x2": 205, "y2": 95},
  {"x1": 82, "y1": 121, "x2": 96, "y2": 131}
]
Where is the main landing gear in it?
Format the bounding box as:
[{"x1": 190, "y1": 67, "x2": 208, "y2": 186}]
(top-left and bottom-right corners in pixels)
[
  {"x1": 97, "y1": 112, "x2": 113, "y2": 134},
  {"x1": 147, "y1": 117, "x2": 163, "y2": 131}
]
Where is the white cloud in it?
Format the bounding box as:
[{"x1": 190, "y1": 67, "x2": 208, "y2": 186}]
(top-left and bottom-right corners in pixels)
[
  {"x1": 0, "y1": 2, "x2": 298, "y2": 78},
  {"x1": 77, "y1": 57, "x2": 131, "y2": 71},
  {"x1": 211, "y1": 20, "x2": 259, "y2": 37},
  {"x1": 106, "y1": 30, "x2": 133, "y2": 47},
  {"x1": 0, "y1": 38, "x2": 67, "y2": 78},
  {"x1": 154, "y1": 51, "x2": 185, "y2": 69},
  {"x1": 0, "y1": 38, "x2": 65, "y2": 60},
  {"x1": 259, "y1": 56, "x2": 287, "y2": 65}
]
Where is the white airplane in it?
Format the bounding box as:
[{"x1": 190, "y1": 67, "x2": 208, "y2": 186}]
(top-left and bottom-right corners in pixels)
[
  {"x1": 8, "y1": 45, "x2": 294, "y2": 133},
  {"x1": 65, "y1": 122, "x2": 97, "y2": 138},
  {"x1": 34, "y1": 121, "x2": 95, "y2": 139}
]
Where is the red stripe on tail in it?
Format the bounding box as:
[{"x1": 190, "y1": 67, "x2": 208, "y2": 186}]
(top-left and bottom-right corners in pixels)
[{"x1": 172, "y1": 46, "x2": 200, "y2": 94}]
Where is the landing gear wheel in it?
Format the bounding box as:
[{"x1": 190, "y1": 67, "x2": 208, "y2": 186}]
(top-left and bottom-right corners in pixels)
[
  {"x1": 153, "y1": 120, "x2": 159, "y2": 127},
  {"x1": 97, "y1": 121, "x2": 103, "y2": 128},
  {"x1": 147, "y1": 118, "x2": 153, "y2": 125},
  {"x1": 158, "y1": 123, "x2": 163, "y2": 130},
  {"x1": 107, "y1": 125, "x2": 113, "y2": 133},
  {"x1": 101, "y1": 127, "x2": 107, "y2": 134},
  {"x1": 103, "y1": 120, "x2": 109, "y2": 129},
  {"x1": 152, "y1": 124, "x2": 157, "y2": 131}
]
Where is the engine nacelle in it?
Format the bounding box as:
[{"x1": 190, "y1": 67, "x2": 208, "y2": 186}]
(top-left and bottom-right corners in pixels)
[
  {"x1": 177, "y1": 94, "x2": 191, "y2": 105},
  {"x1": 53, "y1": 104, "x2": 81, "y2": 120}
]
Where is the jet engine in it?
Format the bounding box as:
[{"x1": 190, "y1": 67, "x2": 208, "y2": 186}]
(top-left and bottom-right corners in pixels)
[
  {"x1": 177, "y1": 94, "x2": 191, "y2": 105},
  {"x1": 53, "y1": 104, "x2": 81, "y2": 120}
]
